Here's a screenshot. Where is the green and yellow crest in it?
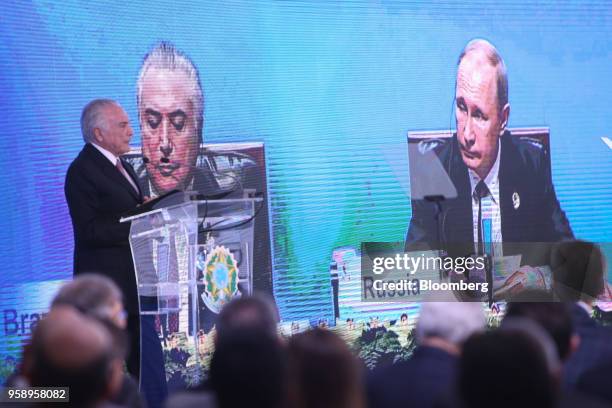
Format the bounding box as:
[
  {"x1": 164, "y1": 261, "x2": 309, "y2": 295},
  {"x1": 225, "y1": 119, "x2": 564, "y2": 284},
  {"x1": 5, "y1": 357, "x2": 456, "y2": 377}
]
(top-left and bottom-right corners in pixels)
[{"x1": 201, "y1": 246, "x2": 240, "y2": 313}]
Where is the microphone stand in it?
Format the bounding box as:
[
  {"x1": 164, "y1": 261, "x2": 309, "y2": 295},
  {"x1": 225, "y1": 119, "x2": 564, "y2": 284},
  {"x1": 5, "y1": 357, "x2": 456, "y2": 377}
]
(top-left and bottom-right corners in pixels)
[
  {"x1": 142, "y1": 156, "x2": 264, "y2": 235},
  {"x1": 424, "y1": 195, "x2": 445, "y2": 281}
]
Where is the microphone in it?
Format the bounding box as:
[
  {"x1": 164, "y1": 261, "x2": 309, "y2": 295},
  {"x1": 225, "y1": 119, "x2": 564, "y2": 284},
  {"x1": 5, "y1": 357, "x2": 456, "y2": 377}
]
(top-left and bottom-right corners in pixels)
[{"x1": 143, "y1": 156, "x2": 169, "y2": 164}]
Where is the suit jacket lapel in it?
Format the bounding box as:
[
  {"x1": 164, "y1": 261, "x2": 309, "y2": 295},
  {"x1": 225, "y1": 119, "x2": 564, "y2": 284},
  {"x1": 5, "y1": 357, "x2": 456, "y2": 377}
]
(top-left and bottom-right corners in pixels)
[
  {"x1": 84, "y1": 144, "x2": 141, "y2": 202},
  {"x1": 443, "y1": 137, "x2": 473, "y2": 246},
  {"x1": 498, "y1": 133, "x2": 521, "y2": 242},
  {"x1": 121, "y1": 158, "x2": 143, "y2": 201}
]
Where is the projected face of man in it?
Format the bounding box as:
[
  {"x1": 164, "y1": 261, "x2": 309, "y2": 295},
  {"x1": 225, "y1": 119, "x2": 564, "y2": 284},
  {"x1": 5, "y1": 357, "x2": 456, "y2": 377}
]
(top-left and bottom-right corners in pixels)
[
  {"x1": 140, "y1": 68, "x2": 200, "y2": 194},
  {"x1": 455, "y1": 51, "x2": 509, "y2": 180}
]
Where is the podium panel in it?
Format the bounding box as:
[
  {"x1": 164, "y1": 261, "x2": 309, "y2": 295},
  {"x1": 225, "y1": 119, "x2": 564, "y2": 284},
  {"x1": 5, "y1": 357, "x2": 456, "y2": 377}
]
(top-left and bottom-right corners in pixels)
[{"x1": 121, "y1": 195, "x2": 262, "y2": 389}]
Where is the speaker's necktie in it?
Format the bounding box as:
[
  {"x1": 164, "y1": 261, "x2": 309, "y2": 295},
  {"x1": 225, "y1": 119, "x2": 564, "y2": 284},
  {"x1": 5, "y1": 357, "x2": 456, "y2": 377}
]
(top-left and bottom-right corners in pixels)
[{"x1": 116, "y1": 159, "x2": 140, "y2": 194}]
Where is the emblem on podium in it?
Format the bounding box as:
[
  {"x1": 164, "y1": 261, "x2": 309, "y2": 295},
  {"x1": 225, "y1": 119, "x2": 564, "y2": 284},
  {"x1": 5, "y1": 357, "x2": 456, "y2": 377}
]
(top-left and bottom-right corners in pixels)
[{"x1": 201, "y1": 245, "x2": 240, "y2": 313}]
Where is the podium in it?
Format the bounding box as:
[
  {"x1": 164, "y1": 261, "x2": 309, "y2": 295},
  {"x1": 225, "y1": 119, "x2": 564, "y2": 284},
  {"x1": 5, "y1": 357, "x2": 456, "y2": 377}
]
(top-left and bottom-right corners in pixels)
[{"x1": 121, "y1": 193, "x2": 263, "y2": 388}]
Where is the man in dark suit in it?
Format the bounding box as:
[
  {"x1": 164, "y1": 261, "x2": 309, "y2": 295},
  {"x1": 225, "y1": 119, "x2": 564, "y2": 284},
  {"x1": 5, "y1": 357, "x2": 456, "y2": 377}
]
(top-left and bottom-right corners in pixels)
[
  {"x1": 406, "y1": 39, "x2": 573, "y2": 293},
  {"x1": 65, "y1": 99, "x2": 167, "y2": 407},
  {"x1": 407, "y1": 133, "x2": 574, "y2": 247},
  {"x1": 65, "y1": 99, "x2": 141, "y2": 352},
  {"x1": 366, "y1": 302, "x2": 485, "y2": 408}
]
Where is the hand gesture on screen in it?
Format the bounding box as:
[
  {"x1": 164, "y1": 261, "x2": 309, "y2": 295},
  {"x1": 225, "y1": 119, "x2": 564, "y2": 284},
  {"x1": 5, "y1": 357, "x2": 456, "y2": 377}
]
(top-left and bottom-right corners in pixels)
[{"x1": 495, "y1": 265, "x2": 546, "y2": 299}]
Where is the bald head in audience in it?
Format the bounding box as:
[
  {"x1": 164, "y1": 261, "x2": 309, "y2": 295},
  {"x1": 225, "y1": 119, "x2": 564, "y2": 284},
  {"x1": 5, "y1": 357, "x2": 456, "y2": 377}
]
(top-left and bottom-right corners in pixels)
[{"x1": 26, "y1": 306, "x2": 122, "y2": 407}]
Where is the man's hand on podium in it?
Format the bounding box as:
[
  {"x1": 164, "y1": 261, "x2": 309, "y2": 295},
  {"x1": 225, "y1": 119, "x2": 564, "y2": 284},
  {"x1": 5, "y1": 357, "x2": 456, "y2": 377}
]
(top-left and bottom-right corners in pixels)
[{"x1": 137, "y1": 196, "x2": 153, "y2": 207}]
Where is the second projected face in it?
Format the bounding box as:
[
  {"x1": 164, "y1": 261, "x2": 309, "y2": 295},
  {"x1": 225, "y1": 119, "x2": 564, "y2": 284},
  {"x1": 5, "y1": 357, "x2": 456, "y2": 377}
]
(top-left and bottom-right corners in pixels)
[{"x1": 455, "y1": 52, "x2": 508, "y2": 179}]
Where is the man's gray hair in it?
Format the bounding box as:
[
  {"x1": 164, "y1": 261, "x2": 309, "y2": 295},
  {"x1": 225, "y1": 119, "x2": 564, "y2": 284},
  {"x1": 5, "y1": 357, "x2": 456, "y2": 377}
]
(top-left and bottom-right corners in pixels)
[
  {"x1": 80, "y1": 99, "x2": 119, "y2": 143},
  {"x1": 136, "y1": 41, "x2": 204, "y2": 140},
  {"x1": 458, "y1": 39, "x2": 509, "y2": 112},
  {"x1": 416, "y1": 302, "x2": 486, "y2": 345},
  {"x1": 51, "y1": 274, "x2": 123, "y2": 322}
]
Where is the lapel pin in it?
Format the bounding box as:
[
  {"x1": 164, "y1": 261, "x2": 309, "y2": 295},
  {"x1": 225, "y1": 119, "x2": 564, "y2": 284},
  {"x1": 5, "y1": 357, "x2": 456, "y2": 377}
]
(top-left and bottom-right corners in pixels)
[{"x1": 512, "y1": 191, "x2": 520, "y2": 210}]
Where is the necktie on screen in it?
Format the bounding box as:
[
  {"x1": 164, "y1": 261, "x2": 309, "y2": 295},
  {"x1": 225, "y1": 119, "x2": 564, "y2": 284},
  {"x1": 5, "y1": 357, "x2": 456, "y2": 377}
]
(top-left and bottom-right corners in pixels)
[
  {"x1": 474, "y1": 180, "x2": 490, "y2": 255},
  {"x1": 116, "y1": 159, "x2": 140, "y2": 194}
]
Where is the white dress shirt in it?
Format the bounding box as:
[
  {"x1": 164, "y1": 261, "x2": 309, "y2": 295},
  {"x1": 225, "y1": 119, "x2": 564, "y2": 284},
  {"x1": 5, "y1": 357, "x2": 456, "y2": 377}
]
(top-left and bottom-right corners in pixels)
[{"x1": 468, "y1": 142, "x2": 502, "y2": 256}]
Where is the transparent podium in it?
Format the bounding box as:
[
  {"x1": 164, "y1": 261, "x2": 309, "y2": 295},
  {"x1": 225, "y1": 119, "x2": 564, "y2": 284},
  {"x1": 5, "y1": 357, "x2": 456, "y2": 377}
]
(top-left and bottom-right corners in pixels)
[{"x1": 121, "y1": 193, "x2": 263, "y2": 389}]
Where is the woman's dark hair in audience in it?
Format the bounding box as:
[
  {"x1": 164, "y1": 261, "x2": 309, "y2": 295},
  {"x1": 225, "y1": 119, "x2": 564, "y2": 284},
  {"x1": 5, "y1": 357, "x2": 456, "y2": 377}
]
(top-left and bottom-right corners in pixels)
[
  {"x1": 288, "y1": 328, "x2": 364, "y2": 408},
  {"x1": 210, "y1": 328, "x2": 287, "y2": 408},
  {"x1": 458, "y1": 330, "x2": 556, "y2": 408},
  {"x1": 506, "y1": 289, "x2": 575, "y2": 360},
  {"x1": 27, "y1": 307, "x2": 120, "y2": 408},
  {"x1": 215, "y1": 294, "x2": 278, "y2": 344}
]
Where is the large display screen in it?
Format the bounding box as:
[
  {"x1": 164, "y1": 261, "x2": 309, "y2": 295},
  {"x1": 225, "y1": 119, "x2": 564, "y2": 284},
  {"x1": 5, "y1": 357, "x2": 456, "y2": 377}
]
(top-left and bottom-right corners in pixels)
[{"x1": 1, "y1": 0, "x2": 611, "y2": 381}]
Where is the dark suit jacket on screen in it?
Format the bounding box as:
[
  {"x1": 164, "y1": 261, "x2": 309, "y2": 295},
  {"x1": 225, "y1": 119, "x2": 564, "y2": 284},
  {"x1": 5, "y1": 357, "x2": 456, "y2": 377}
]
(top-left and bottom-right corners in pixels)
[
  {"x1": 137, "y1": 164, "x2": 222, "y2": 199},
  {"x1": 65, "y1": 143, "x2": 143, "y2": 314},
  {"x1": 406, "y1": 131, "x2": 573, "y2": 262}
]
